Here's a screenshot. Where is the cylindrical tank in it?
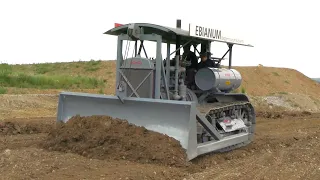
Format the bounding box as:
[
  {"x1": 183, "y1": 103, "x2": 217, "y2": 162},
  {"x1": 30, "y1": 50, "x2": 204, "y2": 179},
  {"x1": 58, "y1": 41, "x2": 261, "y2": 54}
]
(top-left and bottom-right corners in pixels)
[{"x1": 194, "y1": 67, "x2": 242, "y2": 91}]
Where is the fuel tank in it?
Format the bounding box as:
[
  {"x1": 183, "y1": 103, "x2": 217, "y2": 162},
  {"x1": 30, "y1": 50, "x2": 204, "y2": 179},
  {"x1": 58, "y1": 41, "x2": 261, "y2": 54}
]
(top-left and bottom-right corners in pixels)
[{"x1": 194, "y1": 67, "x2": 242, "y2": 92}]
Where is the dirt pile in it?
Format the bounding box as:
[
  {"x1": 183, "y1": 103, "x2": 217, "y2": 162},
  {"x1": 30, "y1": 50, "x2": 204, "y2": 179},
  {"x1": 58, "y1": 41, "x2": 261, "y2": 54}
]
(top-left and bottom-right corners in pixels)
[
  {"x1": 41, "y1": 115, "x2": 188, "y2": 167},
  {"x1": 0, "y1": 121, "x2": 52, "y2": 135}
]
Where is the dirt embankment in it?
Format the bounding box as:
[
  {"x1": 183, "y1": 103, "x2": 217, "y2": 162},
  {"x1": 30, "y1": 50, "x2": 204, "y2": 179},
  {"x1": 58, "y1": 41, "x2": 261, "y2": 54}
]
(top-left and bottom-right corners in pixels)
[
  {"x1": 40, "y1": 115, "x2": 188, "y2": 167},
  {"x1": 235, "y1": 66, "x2": 320, "y2": 97}
]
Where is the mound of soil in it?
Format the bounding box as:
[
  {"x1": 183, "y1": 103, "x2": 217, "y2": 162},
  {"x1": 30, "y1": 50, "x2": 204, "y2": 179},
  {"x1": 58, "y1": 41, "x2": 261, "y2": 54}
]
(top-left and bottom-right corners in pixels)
[
  {"x1": 0, "y1": 121, "x2": 52, "y2": 135},
  {"x1": 41, "y1": 115, "x2": 188, "y2": 167}
]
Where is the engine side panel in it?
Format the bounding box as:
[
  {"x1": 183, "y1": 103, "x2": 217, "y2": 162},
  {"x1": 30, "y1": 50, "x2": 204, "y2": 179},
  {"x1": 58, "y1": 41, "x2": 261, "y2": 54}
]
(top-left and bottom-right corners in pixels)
[{"x1": 117, "y1": 57, "x2": 155, "y2": 99}]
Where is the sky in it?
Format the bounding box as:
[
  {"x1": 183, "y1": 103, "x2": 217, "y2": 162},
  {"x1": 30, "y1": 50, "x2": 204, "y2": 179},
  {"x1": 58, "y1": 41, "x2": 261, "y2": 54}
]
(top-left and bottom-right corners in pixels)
[{"x1": 0, "y1": 0, "x2": 319, "y2": 78}]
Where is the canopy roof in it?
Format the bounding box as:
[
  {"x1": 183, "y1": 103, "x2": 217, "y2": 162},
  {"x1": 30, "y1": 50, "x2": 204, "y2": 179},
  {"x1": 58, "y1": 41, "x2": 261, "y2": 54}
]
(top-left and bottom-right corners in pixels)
[
  {"x1": 104, "y1": 23, "x2": 203, "y2": 44},
  {"x1": 104, "y1": 23, "x2": 253, "y2": 47}
]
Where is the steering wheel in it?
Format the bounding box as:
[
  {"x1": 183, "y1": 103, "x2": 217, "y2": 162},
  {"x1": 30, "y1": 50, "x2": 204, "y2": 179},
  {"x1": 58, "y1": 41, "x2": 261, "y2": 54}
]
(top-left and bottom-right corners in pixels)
[{"x1": 210, "y1": 58, "x2": 221, "y2": 63}]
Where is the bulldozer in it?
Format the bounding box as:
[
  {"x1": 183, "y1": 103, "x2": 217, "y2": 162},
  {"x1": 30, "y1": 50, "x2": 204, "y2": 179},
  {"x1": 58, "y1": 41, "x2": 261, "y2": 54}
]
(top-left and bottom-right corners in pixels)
[{"x1": 56, "y1": 20, "x2": 256, "y2": 161}]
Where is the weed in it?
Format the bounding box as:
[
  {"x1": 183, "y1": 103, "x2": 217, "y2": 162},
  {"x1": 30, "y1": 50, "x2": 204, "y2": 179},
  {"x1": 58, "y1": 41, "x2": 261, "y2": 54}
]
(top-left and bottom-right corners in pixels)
[
  {"x1": 98, "y1": 88, "x2": 104, "y2": 94},
  {"x1": 0, "y1": 63, "x2": 13, "y2": 75},
  {"x1": 84, "y1": 60, "x2": 101, "y2": 72},
  {"x1": 88, "y1": 59, "x2": 101, "y2": 66},
  {"x1": 85, "y1": 66, "x2": 100, "y2": 72},
  {"x1": 231, "y1": 86, "x2": 246, "y2": 94},
  {"x1": 34, "y1": 63, "x2": 51, "y2": 74},
  {"x1": 272, "y1": 72, "x2": 280, "y2": 76},
  {"x1": 0, "y1": 87, "x2": 7, "y2": 94},
  {"x1": 241, "y1": 87, "x2": 246, "y2": 94},
  {"x1": 279, "y1": 92, "x2": 288, "y2": 95}
]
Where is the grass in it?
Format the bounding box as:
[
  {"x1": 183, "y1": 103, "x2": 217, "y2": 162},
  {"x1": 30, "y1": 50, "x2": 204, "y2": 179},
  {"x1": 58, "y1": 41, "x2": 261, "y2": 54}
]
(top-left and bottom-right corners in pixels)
[
  {"x1": 84, "y1": 60, "x2": 101, "y2": 72},
  {"x1": 0, "y1": 62, "x2": 105, "y2": 90},
  {"x1": 241, "y1": 87, "x2": 246, "y2": 94},
  {"x1": 232, "y1": 86, "x2": 247, "y2": 94},
  {"x1": 0, "y1": 87, "x2": 7, "y2": 94},
  {"x1": 272, "y1": 72, "x2": 280, "y2": 76}
]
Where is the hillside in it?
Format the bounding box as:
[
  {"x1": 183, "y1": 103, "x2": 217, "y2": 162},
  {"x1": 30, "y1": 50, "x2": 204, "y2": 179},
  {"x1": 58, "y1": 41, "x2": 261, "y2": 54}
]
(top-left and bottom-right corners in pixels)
[
  {"x1": 235, "y1": 66, "x2": 320, "y2": 97},
  {"x1": 0, "y1": 60, "x2": 116, "y2": 95},
  {"x1": 1, "y1": 61, "x2": 319, "y2": 95},
  {"x1": 313, "y1": 78, "x2": 320, "y2": 83},
  {"x1": 1, "y1": 60, "x2": 320, "y2": 113}
]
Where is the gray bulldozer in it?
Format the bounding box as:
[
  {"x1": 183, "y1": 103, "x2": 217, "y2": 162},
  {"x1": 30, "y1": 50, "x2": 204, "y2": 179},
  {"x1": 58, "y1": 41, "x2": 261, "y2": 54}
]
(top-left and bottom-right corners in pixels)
[{"x1": 56, "y1": 20, "x2": 256, "y2": 161}]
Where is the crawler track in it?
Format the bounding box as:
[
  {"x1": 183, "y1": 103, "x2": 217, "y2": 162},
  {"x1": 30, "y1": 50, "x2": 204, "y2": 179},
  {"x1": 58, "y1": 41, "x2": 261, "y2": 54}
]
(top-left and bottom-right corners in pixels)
[{"x1": 197, "y1": 101, "x2": 256, "y2": 152}]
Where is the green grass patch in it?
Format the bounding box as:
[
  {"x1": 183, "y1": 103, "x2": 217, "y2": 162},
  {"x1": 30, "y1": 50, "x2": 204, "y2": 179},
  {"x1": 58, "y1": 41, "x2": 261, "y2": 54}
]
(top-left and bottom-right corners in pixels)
[
  {"x1": 0, "y1": 62, "x2": 106, "y2": 89},
  {"x1": 0, "y1": 73, "x2": 105, "y2": 89},
  {"x1": 241, "y1": 87, "x2": 246, "y2": 94},
  {"x1": 85, "y1": 66, "x2": 100, "y2": 72},
  {"x1": 3, "y1": 74, "x2": 104, "y2": 89},
  {"x1": 84, "y1": 60, "x2": 101, "y2": 72},
  {"x1": 0, "y1": 87, "x2": 7, "y2": 94},
  {"x1": 87, "y1": 59, "x2": 101, "y2": 66},
  {"x1": 98, "y1": 88, "x2": 104, "y2": 94},
  {"x1": 33, "y1": 62, "x2": 68, "y2": 75},
  {"x1": 0, "y1": 70, "x2": 105, "y2": 90},
  {"x1": 34, "y1": 63, "x2": 51, "y2": 74},
  {"x1": 0, "y1": 63, "x2": 13, "y2": 75}
]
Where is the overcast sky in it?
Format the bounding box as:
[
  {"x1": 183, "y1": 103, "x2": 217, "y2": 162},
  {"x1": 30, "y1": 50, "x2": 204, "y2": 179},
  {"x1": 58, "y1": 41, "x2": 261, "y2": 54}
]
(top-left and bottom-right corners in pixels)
[{"x1": 0, "y1": 0, "x2": 319, "y2": 78}]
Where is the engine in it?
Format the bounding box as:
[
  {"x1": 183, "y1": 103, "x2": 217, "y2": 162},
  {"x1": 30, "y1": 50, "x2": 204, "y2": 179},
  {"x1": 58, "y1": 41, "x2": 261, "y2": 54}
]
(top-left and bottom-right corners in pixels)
[{"x1": 194, "y1": 67, "x2": 242, "y2": 92}]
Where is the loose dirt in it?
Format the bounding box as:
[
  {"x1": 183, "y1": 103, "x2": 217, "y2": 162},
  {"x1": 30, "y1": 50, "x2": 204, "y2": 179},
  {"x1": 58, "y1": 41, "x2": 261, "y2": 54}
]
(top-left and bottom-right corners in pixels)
[
  {"x1": 256, "y1": 109, "x2": 312, "y2": 119},
  {"x1": 0, "y1": 94, "x2": 58, "y2": 120},
  {"x1": 0, "y1": 111, "x2": 319, "y2": 180},
  {"x1": 41, "y1": 115, "x2": 188, "y2": 167},
  {"x1": 0, "y1": 118, "x2": 53, "y2": 136}
]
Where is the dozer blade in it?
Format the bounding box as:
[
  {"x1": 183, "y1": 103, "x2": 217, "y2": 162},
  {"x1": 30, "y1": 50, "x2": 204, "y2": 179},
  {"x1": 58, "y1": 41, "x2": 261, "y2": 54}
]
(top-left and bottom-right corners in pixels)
[{"x1": 57, "y1": 92, "x2": 198, "y2": 160}]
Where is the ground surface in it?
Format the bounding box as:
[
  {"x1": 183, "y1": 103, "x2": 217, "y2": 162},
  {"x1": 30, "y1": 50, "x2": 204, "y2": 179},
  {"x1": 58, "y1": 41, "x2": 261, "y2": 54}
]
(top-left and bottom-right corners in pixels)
[
  {"x1": 1, "y1": 111, "x2": 319, "y2": 180},
  {"x1": 1, "y1": 61, "x2": 320, "y2": 179}
]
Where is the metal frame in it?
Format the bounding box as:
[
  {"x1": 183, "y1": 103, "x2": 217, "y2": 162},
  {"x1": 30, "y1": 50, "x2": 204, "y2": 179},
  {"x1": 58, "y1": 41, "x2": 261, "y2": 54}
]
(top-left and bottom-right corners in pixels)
[
  {"x1": 116, "y1": 34, "x2": 163, "y2": 99},
  {"x1": 110, "y1": 22, "x2": 255, "y2": 114}
]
